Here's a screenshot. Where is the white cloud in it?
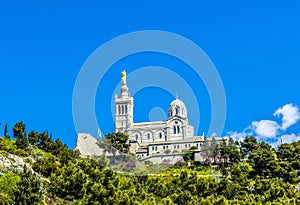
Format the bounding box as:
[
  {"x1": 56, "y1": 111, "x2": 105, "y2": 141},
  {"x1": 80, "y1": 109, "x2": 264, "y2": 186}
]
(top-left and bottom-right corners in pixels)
[
  {"x1": 251, "y1": 120, "x2": 280, "y2": 138},
  {"x1": 269, "y1": 138, "x2": 282, "y2": 148},
  {"x1": 273, "y1": 103, "x2": 300, "y2": 131},
  {"x1": 269, "y1": 133, "x2": 300, "y2": 148},
  {"x1": 281, "y1": 133, "x2": 300, "y2": 144},
  {"x1": 227, "y1": 131, "x2": 249, "y2": 142},
  {"x1": 227, "y1": 103, "x2": 300, "y2": 146}
]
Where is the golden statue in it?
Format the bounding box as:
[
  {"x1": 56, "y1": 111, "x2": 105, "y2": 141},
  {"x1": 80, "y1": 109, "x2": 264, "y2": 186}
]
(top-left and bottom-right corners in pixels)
[{"x1": 121, "y1": 70, "x2": 126, "y2": 84}]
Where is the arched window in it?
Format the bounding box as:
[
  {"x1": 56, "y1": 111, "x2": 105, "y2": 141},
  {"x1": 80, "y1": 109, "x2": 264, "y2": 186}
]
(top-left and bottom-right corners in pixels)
[
  {"x1": 118, "y1": 105, "x2": 121, "y2": 114},
  {"x1": 122, "y1": 105, "x2": 124, "y2": 114},
  {"x1": 135, "y1": 134, "x2": 138, "y2": 141},
  {"x1": 173, "y1": 121, "x2": 180, "y2": 134},
  {"x1": 125, "y1": 105, "x2": 127, "y2": 114},
  {"x1": 147, "y1": 133, "x2": 150, "y2": 140},
  {"x1": 159, "y1": 133, "x2": 162, "y2": 139}
]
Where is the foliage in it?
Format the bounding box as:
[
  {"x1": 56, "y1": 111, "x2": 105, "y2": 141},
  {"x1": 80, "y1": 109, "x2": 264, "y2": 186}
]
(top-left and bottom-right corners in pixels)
[
  {"x1": 164, "y1": 149, "x2": 171, "y2": 154},
  {"x1": 13, "y1": 166, "x2": 42, "y2": 204},
  {"x1": 183, "y1": 150, "x2": 194, "y2": 161},
  {"x1": 0, "y1": 172, "x2": 20, "y2": 202},
  {"x1": 4, "y1": 123, "x2": 9, "y2": 139},
  {"x1": 13, "y1": 121, "x2": 29, "y2": 150},
  {"x1": 2, "y1": 122, "x2": 300, "y2": 204},
  {"x1": 102, "y1": 132, "x2": 131, "y2": 154},
  {"x1": 28, "y1": 130, "x2": 39, "y2": 145}
]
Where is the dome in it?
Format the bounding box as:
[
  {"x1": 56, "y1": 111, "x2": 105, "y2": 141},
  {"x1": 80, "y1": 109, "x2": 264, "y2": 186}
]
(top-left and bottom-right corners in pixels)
[
  {"x1": 168, "y1": 98, "x2": 187, "y2": 118},
  {"x1": 170, "y1": 99, "x2": 186, "y2": 109}
]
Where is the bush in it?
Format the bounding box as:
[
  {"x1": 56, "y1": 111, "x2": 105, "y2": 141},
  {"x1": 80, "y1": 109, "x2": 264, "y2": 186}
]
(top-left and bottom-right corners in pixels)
[
  {"x1": 164, "y1": 149, "x2": 171, "y2": 154},
  {"x1": 0, "y1": 151, "x2": 9, "y2": 157},
  {"x1": 13, "y1": 166, "x2": 42, "y2": 204},
  {"x1": 0, "y1": 193, "x2": 12, "y2": 205},
  {"x1": 14, "y1": 148, "x2": 30, "y2": 157},
  {"x1": 24, "y1": 157, "x2": 33, "y2": 164},
  {"x1": 0, "y1": 138, "x2": 17, "y2": 154}
]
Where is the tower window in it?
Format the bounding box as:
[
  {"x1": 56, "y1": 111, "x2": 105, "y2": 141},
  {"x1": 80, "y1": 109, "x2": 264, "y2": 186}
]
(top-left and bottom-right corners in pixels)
[
  {"x1": 135, "y1": 134, "x2": 138, "y2": 141},
  {"x1": 147, "y1": 133, "x2": 150, "y2": 140},
  {"x1": 125, "y1": 105, "x2": 127, "y2": 114},
  {"x1": 175, "y1": 107, "x2": 179, "y2": 115},
  {"x1": 159, "y1": 133, "x2": 162, "y2": 139},
  {"x1": 173, "y1": 121, "x2": 180, "y2": 134},
  {"x1": 118, "y1": 105, "x2": 121, "y2": 114}
]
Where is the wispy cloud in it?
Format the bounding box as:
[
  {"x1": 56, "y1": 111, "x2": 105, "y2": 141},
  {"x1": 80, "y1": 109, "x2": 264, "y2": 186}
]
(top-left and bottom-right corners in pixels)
[{"x1": 227, "y1": 131, "x2": 249, "y2": 142}]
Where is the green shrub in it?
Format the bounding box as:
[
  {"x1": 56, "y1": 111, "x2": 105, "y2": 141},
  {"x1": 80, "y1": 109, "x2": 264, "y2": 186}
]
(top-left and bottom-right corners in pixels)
[
  {"x1": 14, "y1": 148, "x2": 30, "y2": 157},
  {"x1": 0, "y1": 151, "x2": 9, "y2": 157},
  {"x1": 164, "y1": 149, "x2": 171, "y2": 154}
]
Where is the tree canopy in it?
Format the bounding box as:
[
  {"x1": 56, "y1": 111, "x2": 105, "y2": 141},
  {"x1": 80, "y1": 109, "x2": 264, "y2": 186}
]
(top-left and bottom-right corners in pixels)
[{"x1": 1, "y1": 122, "x2": 300, "y2": 204}]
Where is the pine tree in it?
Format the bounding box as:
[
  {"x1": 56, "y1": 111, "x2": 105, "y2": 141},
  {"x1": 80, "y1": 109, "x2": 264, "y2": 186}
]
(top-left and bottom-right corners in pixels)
[
  {"x1": 28, "y1": 131, "x2": 39, "y2": 145},
  {"x1": 13, "y1": 121, "x2": 29, "y2": 150},
  {"x1": 4, "y1": 123, "x2": 9, "y2": 138},
  {"x1": 13, "y1": 166, "x2": 42, "y2": 204}
]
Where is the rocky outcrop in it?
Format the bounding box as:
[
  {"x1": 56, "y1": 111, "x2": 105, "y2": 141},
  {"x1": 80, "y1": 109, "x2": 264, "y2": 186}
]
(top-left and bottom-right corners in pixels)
[
  {"x1": 0, "y1": 154, "x2": 33, "y2": 173},
  {"x1": 75, "y1": 133, "x2": 104, "y2": 156}
]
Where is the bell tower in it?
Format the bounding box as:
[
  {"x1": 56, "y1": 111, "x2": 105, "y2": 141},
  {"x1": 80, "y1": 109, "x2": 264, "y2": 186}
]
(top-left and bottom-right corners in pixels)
[{"x1": 114, "y1": 70, "x2": 134, "y2": 133}]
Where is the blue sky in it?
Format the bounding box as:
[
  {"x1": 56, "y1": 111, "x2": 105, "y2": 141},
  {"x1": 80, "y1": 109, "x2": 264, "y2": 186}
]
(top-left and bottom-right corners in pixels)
[{"x1": 1, "y1": 1, "x2": 300, "y2": 148}]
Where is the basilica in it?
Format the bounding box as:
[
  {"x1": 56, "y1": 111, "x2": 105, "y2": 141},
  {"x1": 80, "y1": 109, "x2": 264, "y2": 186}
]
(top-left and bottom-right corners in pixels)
[{"x1": 114, "y1": 71, "x2": 227, "y2": 163}]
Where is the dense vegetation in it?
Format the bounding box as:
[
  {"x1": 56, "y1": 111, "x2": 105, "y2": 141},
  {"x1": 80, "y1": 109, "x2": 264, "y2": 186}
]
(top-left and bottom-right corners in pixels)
[{"x1": 1, "y1": 121, "x2": 300, "y2": 204}]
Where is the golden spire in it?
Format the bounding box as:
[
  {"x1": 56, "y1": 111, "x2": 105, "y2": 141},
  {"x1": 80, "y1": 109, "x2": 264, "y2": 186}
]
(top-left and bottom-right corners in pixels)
[{"x1": 121, "y1": 70, "x2": 126, "y2": 85}]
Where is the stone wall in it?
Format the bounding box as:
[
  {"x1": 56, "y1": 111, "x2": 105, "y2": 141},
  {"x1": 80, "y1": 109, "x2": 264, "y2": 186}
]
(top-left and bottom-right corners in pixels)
[{"x1": 141, "y1": 153, "x2": 184, "y2": 164}]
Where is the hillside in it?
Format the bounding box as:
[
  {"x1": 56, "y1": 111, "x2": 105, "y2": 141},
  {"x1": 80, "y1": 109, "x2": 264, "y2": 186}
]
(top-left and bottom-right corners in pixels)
[{"x1": 1, "y1": 121, "x2": 300, "y2": 204}]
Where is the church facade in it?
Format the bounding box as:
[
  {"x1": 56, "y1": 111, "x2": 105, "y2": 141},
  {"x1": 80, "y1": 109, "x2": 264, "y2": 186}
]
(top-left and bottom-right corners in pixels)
[{"x1": 114, "y1": 71, "x2": 227, "y2": 162}]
